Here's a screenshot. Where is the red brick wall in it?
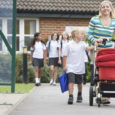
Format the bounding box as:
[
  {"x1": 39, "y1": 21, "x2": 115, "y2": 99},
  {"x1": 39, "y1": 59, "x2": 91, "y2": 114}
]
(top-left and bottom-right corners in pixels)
[{"x1": 39, "y1": 18, "x2": 90, "y2": 40}]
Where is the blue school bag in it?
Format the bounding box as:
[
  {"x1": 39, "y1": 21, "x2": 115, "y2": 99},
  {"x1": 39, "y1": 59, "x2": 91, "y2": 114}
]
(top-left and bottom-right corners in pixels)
[{"x1": 58, "y1": 71, "x2": 68, "y2": 93}]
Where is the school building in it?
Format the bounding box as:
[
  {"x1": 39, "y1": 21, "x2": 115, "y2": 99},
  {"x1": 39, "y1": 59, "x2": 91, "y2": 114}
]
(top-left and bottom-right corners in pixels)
[{"x1": 0, "y1": 0, "x2": 115, "y2": 53}]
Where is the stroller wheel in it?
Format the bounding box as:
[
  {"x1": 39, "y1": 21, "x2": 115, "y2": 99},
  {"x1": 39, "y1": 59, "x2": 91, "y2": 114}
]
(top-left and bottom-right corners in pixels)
[{"x1": 89, "y1": 86, "x2": 94, "y2": 106}]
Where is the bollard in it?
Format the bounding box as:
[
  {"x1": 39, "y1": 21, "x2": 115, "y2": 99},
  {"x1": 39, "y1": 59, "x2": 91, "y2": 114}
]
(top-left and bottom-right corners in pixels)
[{"x1": 23, "y1": 46, "x2": 28, "y2": 83}]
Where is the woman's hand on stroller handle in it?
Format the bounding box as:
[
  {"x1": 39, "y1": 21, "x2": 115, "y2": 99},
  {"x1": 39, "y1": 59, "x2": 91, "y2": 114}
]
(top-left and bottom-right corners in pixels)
[{"x1": 95, "y1": 38, "x2": 113, "y2": 46}]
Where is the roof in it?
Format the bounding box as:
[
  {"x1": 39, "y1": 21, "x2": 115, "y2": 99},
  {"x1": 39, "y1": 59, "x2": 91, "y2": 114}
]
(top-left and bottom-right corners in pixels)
[
  {"x1": 17, "y1": 0, "x2": 115, "y2": 12},
  {"x1": 1, "y1": 0, "x2": 115, "y2": 18},
  {"x1": 0, "y1": 0, "x2": 13, "y2": 17},
  {"x1": 0, "y1": 0, "x2": 13, "y2": 8}
]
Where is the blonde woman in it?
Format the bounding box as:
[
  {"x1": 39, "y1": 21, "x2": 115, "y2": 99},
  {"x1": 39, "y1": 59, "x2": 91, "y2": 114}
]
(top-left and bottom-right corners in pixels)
[
  {"x1": 88, "y1": 0, "x2": 115, "y2": 104},
  {"x1": 88, "y1": 0, "x2": 115, "y2": 47},
  {"x1": 63, "y1": 28, "x2": 94, "y2": 104}
]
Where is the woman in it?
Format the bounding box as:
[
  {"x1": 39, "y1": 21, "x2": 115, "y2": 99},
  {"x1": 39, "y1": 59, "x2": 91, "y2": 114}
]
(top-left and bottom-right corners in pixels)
[
  {"x1": 88, "y1": 0, "x2": 115, "y2": 104},
  {"x1": 46, "y1": 32, "x2": 61, "y2": 86}
]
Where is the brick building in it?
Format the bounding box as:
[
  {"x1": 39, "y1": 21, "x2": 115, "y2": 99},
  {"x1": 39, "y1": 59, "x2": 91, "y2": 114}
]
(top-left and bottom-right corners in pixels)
[{"x1": 1, "y1": 0, "x2": 115, "y2": 52}]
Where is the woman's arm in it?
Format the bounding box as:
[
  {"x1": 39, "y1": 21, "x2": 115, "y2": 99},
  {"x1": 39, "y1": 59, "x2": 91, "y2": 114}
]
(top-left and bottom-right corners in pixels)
[{"x1": 88, "y1": 17, "x2": 99, "y2": 45}]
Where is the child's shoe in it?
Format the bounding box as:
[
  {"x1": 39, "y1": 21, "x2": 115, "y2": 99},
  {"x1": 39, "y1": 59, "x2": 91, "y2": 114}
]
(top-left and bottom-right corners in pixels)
[
  {"x1": 50, "y1": 79, "x2": 53, "y2": 85},
  {"x1": 77, "y1": 95, "x2": 82, "y2": 103},
  {"x1": 52, "y1": 82, "x2": 56, "y2": 86},
  {"x1": 35, "y1": 82, "x2": 41, "y2": 86},
  {"x1": 68, "y1": 95, "x2": 73, "y2": 104}
]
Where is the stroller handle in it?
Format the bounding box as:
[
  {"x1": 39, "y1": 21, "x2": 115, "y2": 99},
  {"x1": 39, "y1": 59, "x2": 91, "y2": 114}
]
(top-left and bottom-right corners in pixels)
[{"x1": 97, "y1": 38, "x2": 115, "y2": 46}]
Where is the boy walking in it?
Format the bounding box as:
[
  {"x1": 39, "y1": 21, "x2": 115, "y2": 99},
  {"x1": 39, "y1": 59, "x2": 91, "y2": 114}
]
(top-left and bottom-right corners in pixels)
[{"x1": 63, "y1": 28, "x2": 94, "y2": 104}]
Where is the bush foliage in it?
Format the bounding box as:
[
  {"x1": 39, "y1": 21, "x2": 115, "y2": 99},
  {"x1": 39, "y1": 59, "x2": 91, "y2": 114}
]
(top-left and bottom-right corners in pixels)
[{"x1": 16, "y1": 54, "x2": 91, "y2": 83}]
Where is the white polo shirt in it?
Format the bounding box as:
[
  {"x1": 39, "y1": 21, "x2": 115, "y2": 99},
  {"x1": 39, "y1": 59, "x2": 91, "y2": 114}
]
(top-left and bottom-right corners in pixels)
[
  {"x1": 63, "y1": 40, "x2": 87, "y2": 74},
  {"x1": 60, "y1": 40, "x2": 68, "y2": 57},
  {"x1": 30, "y1": 41, "x2": 46, "y2": 59},
  {"x1": 46, "y1": 40, "x2": 60, "y2": 58},
  {"x1": 83, "y1": 42, "x2": 88, "y2": 62}
]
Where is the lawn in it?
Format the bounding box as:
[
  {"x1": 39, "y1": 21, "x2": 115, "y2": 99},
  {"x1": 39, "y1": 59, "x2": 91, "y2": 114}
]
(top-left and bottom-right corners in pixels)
[{"x1": 0, "y1": 83, "x2": 35, "y2": 93}]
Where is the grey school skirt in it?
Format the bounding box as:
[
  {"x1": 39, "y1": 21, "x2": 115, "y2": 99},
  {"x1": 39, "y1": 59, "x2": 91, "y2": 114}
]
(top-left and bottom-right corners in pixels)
[
  {"x1": 49, "y1": 57, "x2": 58, "y2": 66},
  {"x1": 32, "y1": 58, "x2": 44, "y2": 68}
]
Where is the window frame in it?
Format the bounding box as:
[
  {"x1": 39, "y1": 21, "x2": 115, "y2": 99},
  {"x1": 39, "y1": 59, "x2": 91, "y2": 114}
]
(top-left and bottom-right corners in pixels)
[{"x1": 0, "y1": 18, "x2": 39, "y2": 54}]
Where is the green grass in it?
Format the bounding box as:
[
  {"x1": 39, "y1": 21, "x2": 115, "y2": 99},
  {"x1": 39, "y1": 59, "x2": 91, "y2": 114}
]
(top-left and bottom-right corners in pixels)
[{"x1": 0, "y1": 83, "x2": 35, "y2": 93}]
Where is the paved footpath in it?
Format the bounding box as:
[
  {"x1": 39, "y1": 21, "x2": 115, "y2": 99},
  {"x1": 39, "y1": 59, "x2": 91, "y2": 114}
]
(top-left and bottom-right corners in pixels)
[{"x1": 9, "y1": 83, "x2": 115, "y2": 115}]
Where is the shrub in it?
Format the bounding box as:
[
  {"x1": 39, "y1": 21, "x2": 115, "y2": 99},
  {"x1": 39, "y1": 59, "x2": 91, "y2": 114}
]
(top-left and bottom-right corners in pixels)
[
  {"x1": 16, "y1": 54, "x2": 53, "y2": 83},
  {"x1": 16, "y1": 54, "x2": 91, "y2": 83},
  {"x1": 16, "y1": 54, "x2": 23, "y2": 83}
]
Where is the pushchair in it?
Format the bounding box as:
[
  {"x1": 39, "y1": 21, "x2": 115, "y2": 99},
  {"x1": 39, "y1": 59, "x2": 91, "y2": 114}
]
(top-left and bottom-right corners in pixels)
[{"x1": 89, "y1": 39, "x2": 115, "y2": 107}]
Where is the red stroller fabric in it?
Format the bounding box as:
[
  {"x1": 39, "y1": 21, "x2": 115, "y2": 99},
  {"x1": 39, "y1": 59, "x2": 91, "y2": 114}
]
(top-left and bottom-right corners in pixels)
[
  {"x1": 96, "y1": 48, "x2": 115, "y2": 56},
  {"x1": 95, "y1": 48, "x2": 115, "y2": 80},
  {"x1": 95, "y1": 48, "x2": 115, "y2": 67}
]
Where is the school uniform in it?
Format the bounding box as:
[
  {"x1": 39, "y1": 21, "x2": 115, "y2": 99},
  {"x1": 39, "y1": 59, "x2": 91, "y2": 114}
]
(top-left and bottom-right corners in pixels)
[
  {"x1": 83, "y1": 42, "x2": 89, "y2": 84},
  {"x1": 46, "y1": 40, "x2": 60, "y2": 66},
  {"x1": 59, "y1": 40, "x2": 68, "y2": 67},
  {"x1": 30, "y1": 41, "x2": 46, "y2": 68},
  {"x1": 63, "y1": 40, "x2": 87, "y2": 84}
]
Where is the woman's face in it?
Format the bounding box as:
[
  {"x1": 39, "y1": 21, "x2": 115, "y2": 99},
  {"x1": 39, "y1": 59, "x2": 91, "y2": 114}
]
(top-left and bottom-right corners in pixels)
[
  {"x1": 53, "y1": 33, "x2": 57, "y2": 40},
  {"x1": 101, "y1": 2, "x2": 112, "y2": 16}
]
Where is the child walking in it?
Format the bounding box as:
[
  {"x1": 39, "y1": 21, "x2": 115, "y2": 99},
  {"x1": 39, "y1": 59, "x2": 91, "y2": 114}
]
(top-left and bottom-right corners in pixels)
[
  {"x1": 46, "y1": 32, "x2": 61, "y2": 86},
  {"x1": 63, "y1": 28, "x2": 94, "y2": 104},
  {"x1": 59, "y1": 31, "x2": 69, "y2": 67},
  {"x1": 30, "y1": 32, "x2": 46, "y2": 86},
  {"x1": 81, "y1": 32, "x2": 89, "y2": 85}
]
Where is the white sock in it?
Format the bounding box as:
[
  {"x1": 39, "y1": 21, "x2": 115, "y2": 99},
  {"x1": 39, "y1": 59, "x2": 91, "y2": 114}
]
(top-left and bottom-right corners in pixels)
[
  {"x1": 50, "y1": 79, "x2": 53, "y2": 82},
  {"x1": 38, "y1": 78, "x2": 40, "y2": 83},
  {"x1": 35, "y1": 78, "x2": 39, "y2": 83}
]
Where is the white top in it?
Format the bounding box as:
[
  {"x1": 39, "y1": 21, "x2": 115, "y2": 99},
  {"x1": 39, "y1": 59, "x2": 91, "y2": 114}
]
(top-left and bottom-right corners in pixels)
[
  {"x1": 60, "y1": 40, "x2": 68, "y2": 57},
  {"x1": 63, "y1": 40, "x2": 87, "y2": 74},
  {"x1": 30, "y1": 41, "x2": 46, "y2": 59},
  {"x1": 83, "y1": 42, "x2": 88, "y2": 62},
  {"x1": 46, "y1": 40, "x2": 60, "y2": 58}
]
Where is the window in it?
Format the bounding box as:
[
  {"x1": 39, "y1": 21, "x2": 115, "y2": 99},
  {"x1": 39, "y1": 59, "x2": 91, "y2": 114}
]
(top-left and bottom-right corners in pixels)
[
  {"x1": 7, "y1": 19, "x2": 13, "y2": 47},
  {"x1": 7, "y1": 19, "x2": 12, "y2": 34},
  {"x1": 24, "y1": 20, "x2": 36, "y2": 51},
  {"x1": 16, "y1": 37, "x2": 19, "y2": 51},
  {"x1": 16, "y1": 20, "x2": 19, "y2": 34},
  {"x1": 0, "y1": 36, "x2": 2, "y2": 51},
  {"x1": 16, "y1": 20, "x2": 19, "y2": 51},
  {"x1": 0, "y1": 20, "x2": 2, "y2": 51},
  {"x1": 24, "y1": 36, "x2": 33, "y2": 50},
  {"x1": 0, "y1": 18, "x2": 39, "y2": 53},
  {"x1": 0, "y1": 19, "x2": 2, "y2": 30},
  {"x1": 24, "y1": 20, "x2": 36, "y2": 34}
]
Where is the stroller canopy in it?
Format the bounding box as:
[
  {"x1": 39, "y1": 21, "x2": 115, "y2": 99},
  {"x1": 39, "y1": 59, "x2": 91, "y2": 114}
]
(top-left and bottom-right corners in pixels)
[{"x1": 95, "y1": 48, "x2": 115, "y2": 67}]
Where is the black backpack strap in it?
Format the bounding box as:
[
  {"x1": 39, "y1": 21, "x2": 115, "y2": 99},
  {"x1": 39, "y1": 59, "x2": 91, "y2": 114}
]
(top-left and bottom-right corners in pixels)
[
  {"x1": 61, "y1": 40, "x2": 62, "y2": 49},
  {"x1": 47, "y1": 40, "x2": 51, "y2": 57}
]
